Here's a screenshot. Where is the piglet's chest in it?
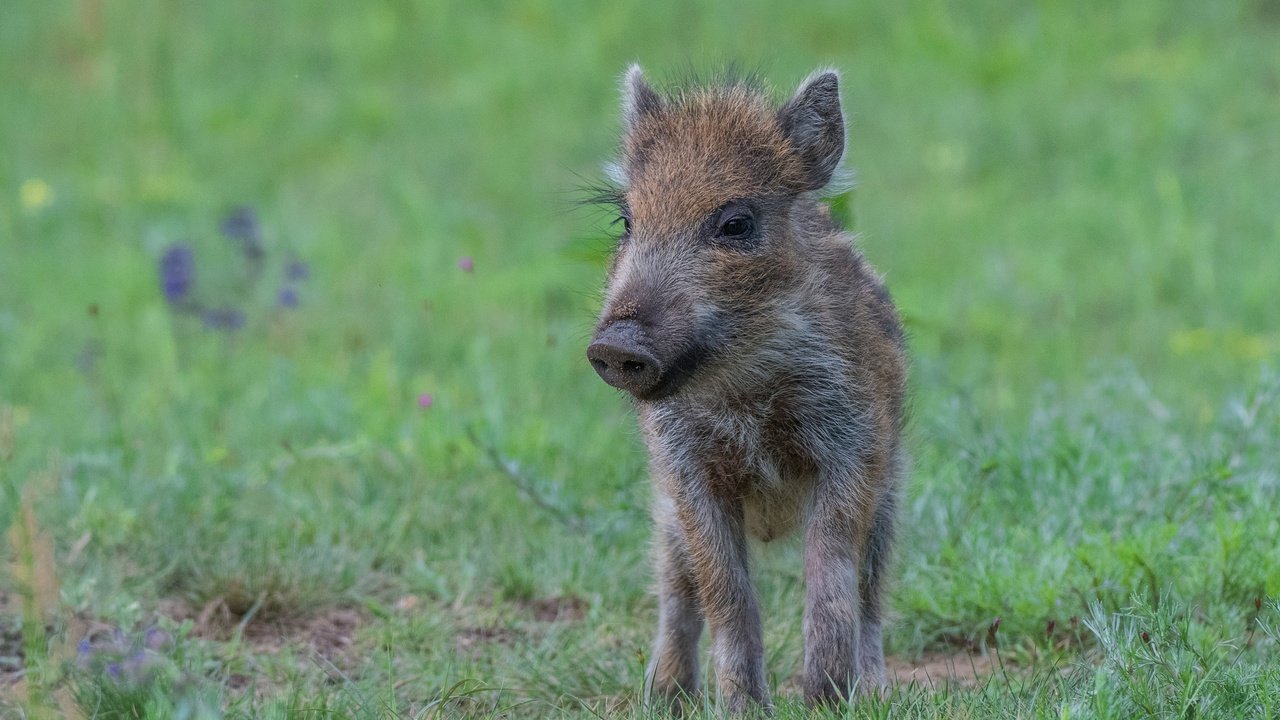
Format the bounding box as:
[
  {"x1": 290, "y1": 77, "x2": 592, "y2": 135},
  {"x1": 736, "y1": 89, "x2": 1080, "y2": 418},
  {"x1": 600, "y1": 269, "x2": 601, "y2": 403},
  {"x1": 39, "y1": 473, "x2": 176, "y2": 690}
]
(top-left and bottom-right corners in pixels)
[{"x1": 700, "y1": 409, "x2": 819, "y2": 543}]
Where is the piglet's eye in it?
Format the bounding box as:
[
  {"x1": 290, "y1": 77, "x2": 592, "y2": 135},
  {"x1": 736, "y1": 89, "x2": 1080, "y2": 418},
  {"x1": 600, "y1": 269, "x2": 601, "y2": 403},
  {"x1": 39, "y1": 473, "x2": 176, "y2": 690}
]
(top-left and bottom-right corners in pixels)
[{"x1": 719, "y1": 216, "x2": 753, "y2": 238}]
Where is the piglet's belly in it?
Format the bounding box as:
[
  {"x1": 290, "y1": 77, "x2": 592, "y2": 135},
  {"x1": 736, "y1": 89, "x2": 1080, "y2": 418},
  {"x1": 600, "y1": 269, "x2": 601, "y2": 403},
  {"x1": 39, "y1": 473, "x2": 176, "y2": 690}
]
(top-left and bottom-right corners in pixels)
[{"x1": 743, "y1": 478, "x2": 811, "y2": 542}]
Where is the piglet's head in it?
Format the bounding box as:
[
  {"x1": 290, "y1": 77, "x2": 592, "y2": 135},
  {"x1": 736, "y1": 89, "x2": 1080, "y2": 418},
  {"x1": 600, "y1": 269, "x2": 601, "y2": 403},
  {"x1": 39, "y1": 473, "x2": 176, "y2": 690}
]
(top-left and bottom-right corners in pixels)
[{"x1": 588, "y1": 65, "x2": 846, "y2": 401}]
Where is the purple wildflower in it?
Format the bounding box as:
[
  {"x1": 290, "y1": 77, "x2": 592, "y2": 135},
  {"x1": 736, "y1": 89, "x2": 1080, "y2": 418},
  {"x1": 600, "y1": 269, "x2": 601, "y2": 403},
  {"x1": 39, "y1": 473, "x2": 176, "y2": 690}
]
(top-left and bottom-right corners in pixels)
[
  {"x1": 122, "y1": 649, "x2": 153, "y2": 682},
  {"x1": 457, "y1": 256, "x2": 474, "y2": 273},
  {"x1": 144, "y1": 627, "x2": 171, "y2": 650},
  {"x1": 106, "y1": 662, "x2": 122, "y2": 679},
  {"x1": 159, "y1": 244, "x2": 195, "y2": 305},
  {"x1": 201, "y1": 306, "x2": 246, "y2": 331},
  {"x1": 78, "y1": 639, "x2": 93, "y2": 657},
  {"x1": 285, "y1": 260, "x2": 310, "y2": 281},
  {"x1": 220, "y1": 205, "x2": 264, "y2": 262},
  {"x1": 278, "y1": 287, "x2": 299, "y2": 308},
  {"x1": 417, "y1": 393, "x2": 434, "y2": 409}
]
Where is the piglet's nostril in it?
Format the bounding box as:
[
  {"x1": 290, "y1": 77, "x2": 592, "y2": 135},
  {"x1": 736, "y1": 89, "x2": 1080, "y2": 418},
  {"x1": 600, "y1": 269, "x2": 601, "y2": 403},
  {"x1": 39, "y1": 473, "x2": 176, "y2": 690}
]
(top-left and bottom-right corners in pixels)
[{"x1": 587, "y1": 323, "x2": 664, "y2": 397}]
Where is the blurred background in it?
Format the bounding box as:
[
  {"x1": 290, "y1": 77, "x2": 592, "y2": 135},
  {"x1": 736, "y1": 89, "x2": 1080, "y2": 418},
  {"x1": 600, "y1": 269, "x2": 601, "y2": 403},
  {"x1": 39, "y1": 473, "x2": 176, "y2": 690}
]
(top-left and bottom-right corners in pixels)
[{"x1": 1, "y1": 0, "x2": 1278, "y2": 715}]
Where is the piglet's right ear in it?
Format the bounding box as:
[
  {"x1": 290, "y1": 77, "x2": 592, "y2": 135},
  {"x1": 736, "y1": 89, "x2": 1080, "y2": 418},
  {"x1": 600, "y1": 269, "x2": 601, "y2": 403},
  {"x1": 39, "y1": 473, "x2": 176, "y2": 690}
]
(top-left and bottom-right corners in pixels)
[
  {"x1": 778, "y1": 70, "x2": 845, "y2": 191},
  {"x1": 621, "y1": 64, "x2": 662, "y2": 135}
]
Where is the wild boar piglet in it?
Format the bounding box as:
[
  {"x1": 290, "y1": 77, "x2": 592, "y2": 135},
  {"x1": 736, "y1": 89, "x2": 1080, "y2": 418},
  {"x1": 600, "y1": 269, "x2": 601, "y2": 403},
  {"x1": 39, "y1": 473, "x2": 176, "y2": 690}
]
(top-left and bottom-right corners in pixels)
[{"x1": 588, "y1": 66, "x2": 908, "y2": 713}]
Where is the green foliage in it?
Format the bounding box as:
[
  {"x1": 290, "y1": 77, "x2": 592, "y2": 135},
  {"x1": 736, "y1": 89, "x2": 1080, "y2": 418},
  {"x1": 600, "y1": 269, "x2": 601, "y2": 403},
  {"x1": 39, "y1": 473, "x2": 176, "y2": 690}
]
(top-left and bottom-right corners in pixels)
[
  {"x1": 1, "y1": 0, "x2": 1278, "y2": 717},
  {"x1": 1079, "y1": 596, "x2": 1280, "y2": 719}
]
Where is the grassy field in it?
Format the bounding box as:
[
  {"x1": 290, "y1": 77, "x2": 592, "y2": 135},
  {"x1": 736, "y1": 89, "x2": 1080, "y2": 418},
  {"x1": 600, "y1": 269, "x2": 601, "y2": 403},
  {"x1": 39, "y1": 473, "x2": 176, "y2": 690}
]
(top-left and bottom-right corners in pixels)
[{"x1": 2, "y1": 0, "x2": 1279, "y2": 717}]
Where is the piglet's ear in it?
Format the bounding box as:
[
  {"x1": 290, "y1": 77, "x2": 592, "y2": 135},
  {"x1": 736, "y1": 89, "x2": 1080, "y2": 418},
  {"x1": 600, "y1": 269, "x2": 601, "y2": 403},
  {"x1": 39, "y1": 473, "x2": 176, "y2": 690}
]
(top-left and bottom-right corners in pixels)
[
  {"x1": 778, "y1": 70, "x2": 845, "y2": 191},
  {"x1": 621, "y1": 64, "x2": 663, "y2": 135}
]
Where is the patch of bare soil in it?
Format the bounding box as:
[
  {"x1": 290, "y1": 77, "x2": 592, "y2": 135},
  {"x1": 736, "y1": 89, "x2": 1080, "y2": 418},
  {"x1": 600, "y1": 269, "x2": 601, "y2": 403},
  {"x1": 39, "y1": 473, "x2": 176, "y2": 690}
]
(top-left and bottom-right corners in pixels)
[
  {"x1": 519, "y1": 595, "x2": 588, "y2": 623},
  {"x1": 774, "y1": 650, "x2": 1000, "y2": 698},
  {"x1": 454, "y1": 624, "x2": 520, "y2": 654},
  {"x1": 447, "y1": 594, "x2": 588, "y2": 655},
  {"x1": 886, "y1": 651, "x2": 999, "y2": 687},
  {"x1": 157, "y1": 597, "x2": 365, "y2": 665}
]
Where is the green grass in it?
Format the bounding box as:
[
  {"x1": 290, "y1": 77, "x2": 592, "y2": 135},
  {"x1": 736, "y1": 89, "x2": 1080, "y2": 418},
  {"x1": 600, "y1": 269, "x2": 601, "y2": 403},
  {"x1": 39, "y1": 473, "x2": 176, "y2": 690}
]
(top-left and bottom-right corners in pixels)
[{"x1": 2, "y1": 0, "x2": 1279, "y2": 717}]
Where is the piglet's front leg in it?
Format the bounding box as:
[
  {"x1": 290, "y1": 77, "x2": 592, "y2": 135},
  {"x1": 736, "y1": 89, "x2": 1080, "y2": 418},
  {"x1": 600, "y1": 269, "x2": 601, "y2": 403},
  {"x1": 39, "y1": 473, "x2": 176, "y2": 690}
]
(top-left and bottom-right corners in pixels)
[
  {"x1": 671, "y1": 478, "x2": 770, "y2": 715},
  {"x1": 802, "y1": 489, "x2": 868, "y2": 705},
  {"x1": 646, "y1": 499, "x2": 705, "y2": 712}
]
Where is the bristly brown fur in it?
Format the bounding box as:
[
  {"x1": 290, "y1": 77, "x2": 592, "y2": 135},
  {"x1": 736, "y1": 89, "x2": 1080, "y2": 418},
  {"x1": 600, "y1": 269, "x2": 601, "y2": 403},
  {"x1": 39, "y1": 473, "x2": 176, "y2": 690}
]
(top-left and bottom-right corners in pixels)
[
  {"x1": 624, "y1": 85, "x2": 810, "y2": 235},
  {"x1": 586, "y1": 65, "x2": 908, "y2": 714}
]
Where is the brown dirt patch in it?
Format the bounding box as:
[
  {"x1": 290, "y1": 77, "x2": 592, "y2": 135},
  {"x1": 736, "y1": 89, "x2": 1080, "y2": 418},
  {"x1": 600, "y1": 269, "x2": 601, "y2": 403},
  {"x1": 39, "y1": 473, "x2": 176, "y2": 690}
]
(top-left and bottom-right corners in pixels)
[
  {"x1": 520, "y1": 595, "x2": 588, "y2": 623},
  {"x1": 776, "y1": 651, "x2": 999, "y2": 697},
  {"x1": 886, "y1": 651, "x2": 1000, "y2": 688},
  {"x1": 157, "y1": 597, "x2": 364, "y2": 664},
  {"x1": 449, "y1": 594, "x2": 587, "y2": 654},
  {"x1": 454, "y1": 625, "x2": 520, "y2": 654}
]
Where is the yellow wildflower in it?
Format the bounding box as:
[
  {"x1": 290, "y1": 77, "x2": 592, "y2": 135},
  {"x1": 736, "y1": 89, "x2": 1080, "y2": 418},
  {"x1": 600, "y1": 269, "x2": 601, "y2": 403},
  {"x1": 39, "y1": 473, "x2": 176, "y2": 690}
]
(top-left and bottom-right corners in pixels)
[{"x1": 19, "y1": 179, "x2": 54, "y2": 212}]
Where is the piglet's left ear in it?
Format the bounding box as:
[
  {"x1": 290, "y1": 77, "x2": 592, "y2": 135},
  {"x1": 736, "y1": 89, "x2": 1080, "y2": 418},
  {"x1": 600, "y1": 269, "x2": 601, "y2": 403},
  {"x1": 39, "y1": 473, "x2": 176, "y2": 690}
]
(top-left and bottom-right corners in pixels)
[{"x1": 778, "y1": 70, "x2": 845, "y2": 191}]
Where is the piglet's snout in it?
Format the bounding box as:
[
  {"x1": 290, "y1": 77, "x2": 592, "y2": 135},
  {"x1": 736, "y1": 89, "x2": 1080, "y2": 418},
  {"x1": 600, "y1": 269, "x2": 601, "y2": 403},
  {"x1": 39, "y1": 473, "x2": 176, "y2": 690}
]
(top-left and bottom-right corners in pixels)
[{"x1": 587, "y1": 322, "x2": 663, "y2": 396}]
